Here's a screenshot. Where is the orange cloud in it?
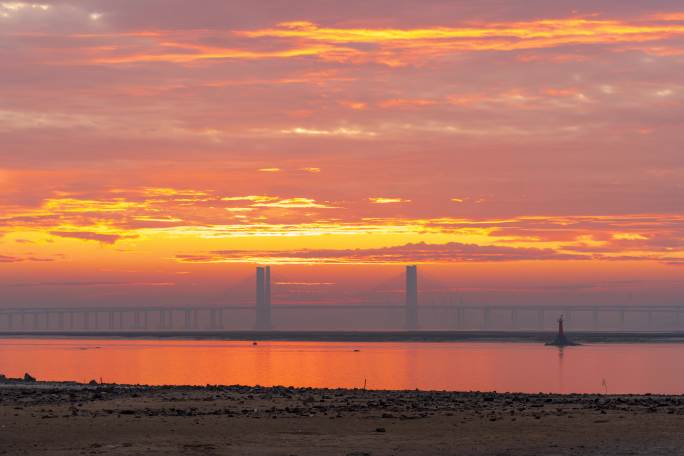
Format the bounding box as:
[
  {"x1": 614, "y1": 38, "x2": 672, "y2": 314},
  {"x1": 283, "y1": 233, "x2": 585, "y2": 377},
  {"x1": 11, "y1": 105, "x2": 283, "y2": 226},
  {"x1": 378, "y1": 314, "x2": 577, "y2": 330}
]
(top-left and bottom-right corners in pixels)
[
  {"x1": 49, "y1": 231, "x2": 135, "y2": 244},
  {"x1": 59, "y1": 16, "x2": 684, "y2": 67},
  {"x1": 239, "y1": 19, "x2": 684, "y2": 44},
  {"x1": 369, "y1": 197, "x2": 412, "y2": 204},
  {"x1": 252, "y1": 197, "x2": 337, "y2": 209},
  {"x1": 91, "y1": 42, "x2": 362, "y2": 64},
  {"x1": 279, "y1": 127, "x2": 375, "y2": 137},
  {"x1": 0, "y1": 254, "x2": 55, "y2": 263},
  {"x1": 650, "y1": 13, "x2": 684, "y2": 21},
  {"x1": 234, "y1": 18, "x2": 684, "y2": 64},
  {"x1": 378, "y1": 98, "x2": 436, "y2": 108},
  {"x1": 339, "y1": 101, "x2": 367, "y2": 110},
  {"x1": 175, "y1": 241, "x2": 586, "y2": 265},
  {"x1": 542, "y1": 88, "x2": 581, "y2": 97},
  {"x1": 221, "y1": 195, "x2": 278, "y2": 202},
  {"x1": 2, "y1": 185, "x2": 684, "y2": 267}
]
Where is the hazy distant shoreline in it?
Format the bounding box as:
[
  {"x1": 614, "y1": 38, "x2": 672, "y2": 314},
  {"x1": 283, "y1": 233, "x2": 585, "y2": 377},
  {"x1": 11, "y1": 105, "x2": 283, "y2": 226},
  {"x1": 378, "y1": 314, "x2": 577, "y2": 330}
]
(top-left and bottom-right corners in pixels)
[{"x1": 2, "y1": 330, "x2": 684, "y2": 344}]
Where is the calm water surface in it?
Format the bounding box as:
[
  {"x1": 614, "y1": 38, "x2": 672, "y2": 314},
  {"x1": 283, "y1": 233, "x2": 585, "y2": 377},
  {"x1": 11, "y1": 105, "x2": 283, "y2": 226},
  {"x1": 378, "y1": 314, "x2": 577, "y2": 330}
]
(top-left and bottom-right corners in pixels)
[{"x1": 1, "y1": 338, "x2": 683, "y2": 394}]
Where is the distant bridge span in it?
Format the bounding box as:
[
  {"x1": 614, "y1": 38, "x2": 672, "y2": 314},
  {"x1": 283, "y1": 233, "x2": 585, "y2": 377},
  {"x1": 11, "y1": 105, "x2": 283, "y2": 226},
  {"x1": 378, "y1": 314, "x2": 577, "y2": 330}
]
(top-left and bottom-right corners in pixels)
[{"x1": 1, "y1": 267, "x2": 683, "y2": 332}]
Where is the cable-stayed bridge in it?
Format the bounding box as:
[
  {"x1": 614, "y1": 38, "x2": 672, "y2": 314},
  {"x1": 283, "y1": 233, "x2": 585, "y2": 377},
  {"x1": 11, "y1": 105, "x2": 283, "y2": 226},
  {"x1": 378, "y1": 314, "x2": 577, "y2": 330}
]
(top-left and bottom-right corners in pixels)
[{"x1": 1, "y1": 266, "x2": 683, "y2": 332}]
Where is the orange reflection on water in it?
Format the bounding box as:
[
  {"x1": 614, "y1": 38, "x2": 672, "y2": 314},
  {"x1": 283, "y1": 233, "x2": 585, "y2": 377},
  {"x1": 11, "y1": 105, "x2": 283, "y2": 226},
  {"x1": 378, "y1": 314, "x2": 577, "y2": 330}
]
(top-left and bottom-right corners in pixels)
[{"x1": 0, "y1": 339, "x2": 682, "y2": 394}]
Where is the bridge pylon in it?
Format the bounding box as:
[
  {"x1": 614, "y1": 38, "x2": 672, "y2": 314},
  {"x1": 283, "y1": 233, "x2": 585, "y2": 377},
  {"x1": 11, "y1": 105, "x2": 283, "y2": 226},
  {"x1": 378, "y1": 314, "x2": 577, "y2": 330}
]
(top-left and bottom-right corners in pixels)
[
  {"x1": 255, "y1": 266, "x2": 272, "y2": 330},
  {"x1": 405, "y1": 265, "x2": 418, "y2": 330}
]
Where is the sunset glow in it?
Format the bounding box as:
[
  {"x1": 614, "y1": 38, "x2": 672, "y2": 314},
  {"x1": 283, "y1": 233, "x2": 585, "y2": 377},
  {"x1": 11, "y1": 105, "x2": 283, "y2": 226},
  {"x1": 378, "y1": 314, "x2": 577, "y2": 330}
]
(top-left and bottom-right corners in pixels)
[{"x1": 2, "y1": 1, "x2": 684, "y2": 308}]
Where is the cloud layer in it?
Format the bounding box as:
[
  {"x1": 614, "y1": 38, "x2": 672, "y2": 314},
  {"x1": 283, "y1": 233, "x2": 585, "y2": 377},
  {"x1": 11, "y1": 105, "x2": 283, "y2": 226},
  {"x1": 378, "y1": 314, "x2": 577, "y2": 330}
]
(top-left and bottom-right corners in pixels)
[{"x1": 1, "y1": 1, "x2": 684, "y2": 305}]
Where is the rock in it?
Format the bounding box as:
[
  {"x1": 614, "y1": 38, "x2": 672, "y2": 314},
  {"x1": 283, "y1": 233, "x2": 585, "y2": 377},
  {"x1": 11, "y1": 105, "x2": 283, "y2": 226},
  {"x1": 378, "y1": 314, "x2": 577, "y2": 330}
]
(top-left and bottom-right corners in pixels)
[
  {"x1": 375, "y1": 427, "x2": 386, "y2": 433},
  {"x1": 23, "y1": 373, "x2": 36, "y2": 382},
  {"x1": 88, "y1": 379, "x2": 98, "y2": 385}
]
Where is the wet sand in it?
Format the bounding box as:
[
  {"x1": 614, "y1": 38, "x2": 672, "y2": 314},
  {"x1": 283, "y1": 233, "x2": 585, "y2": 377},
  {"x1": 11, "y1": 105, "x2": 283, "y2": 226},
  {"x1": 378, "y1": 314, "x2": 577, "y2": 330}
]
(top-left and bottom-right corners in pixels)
[{"x1": 1, "y1": 380, "x2": 684, "y2": 455}]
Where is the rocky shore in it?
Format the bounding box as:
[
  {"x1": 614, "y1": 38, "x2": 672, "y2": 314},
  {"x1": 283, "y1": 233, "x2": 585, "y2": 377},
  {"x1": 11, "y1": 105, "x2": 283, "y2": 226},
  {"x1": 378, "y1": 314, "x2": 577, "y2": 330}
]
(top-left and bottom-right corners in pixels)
[{"x1": 1, "y1": 376, "x2": 684, "y2": 455}]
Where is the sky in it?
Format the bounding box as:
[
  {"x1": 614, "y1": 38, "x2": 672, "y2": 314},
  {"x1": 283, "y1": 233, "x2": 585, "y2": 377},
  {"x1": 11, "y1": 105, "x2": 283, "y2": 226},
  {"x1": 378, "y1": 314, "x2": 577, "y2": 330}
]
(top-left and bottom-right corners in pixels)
[{"x1": 1, "y1": 1, "x2": 684, "y2": 312}]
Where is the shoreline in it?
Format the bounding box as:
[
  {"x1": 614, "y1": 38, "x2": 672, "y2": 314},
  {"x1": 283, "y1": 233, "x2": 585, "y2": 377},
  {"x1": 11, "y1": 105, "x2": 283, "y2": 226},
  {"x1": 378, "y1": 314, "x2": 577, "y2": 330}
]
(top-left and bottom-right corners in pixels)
[
  {"x1": 2, "y1": 377, "x2": 684, "y2": 397},
  {"x1": 2, "y1": 329, "x2": 684, "y2": 344}
]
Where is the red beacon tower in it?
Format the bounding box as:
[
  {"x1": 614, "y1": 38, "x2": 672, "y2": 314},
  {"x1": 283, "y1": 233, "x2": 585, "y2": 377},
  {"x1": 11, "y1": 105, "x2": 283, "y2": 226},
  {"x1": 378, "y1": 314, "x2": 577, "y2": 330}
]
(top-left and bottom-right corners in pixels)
[{"x1": 546, "y1": 314, "x2": 579, "y2": 346}]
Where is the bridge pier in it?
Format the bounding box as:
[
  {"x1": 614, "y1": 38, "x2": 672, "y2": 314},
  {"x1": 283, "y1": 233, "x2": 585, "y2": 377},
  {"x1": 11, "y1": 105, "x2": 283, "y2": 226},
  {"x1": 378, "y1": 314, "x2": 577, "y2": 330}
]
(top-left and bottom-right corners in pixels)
[
  {"x1": 209, "y1": 309, "x2": 217, "y2": 329},
  {"x1": 164, "y1": 310, "x2": 172, "y2": 329},
  {"x1": 190, "y1": 309, "x2": 200, "y2": 330},
  {"x1": 255, "y1": 266, "x2": 272, "y2": 330},
  {"x1": 511, "y1": 309, "x2": 518, "y2": 330},
  {"x1": 184, "y1": 310, "x2": 192, "y2": 329},
  {"x1": 405, "y1": 265, "x2": 418, "y2": 330},
  {"x1": 483, "y1": 307, "x2": 491, "y2": 330},
  {"x1": 537, "y1": 310, "x2": 544, "y2": 330}
]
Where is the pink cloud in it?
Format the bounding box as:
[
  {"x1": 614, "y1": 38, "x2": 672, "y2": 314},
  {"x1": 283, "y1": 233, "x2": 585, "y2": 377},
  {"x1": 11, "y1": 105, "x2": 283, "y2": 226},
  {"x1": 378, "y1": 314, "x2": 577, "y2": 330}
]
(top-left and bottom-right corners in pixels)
[
  {"x1": 176, "y1": 241, "x2": 586, "y2": 264},
  {"x1": 49, "y1": 231, "x2": 134, "y2": 244}
]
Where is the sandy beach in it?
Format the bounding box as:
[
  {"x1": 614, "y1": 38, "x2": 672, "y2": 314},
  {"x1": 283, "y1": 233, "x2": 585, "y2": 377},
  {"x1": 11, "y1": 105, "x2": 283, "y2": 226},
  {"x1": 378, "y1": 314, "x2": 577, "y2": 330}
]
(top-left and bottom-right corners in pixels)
[{"x1": 1, "y1": 379, "x2": 683, "y2": 455}]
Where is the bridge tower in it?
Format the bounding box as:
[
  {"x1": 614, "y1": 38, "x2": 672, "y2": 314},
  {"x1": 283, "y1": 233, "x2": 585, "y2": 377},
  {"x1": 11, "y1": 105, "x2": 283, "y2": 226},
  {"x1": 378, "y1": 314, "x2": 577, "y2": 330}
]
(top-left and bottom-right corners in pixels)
[
  {"x1": 405, "y1": 265, "x2": 418, "y2": 330},
  {"x1": 255, "y1": 266, "x2": 272, "y2": 330}
]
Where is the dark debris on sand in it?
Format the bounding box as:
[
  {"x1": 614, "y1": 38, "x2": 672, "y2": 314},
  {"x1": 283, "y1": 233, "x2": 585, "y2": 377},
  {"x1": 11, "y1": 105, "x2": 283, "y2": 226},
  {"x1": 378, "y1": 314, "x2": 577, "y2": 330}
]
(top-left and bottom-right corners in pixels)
[
  {"x1": 3, "y1": 376, "x2": 684, "y2": 455},
  {"x1": 2, "y1": 376, "x2": 684, "y2": 421}
]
